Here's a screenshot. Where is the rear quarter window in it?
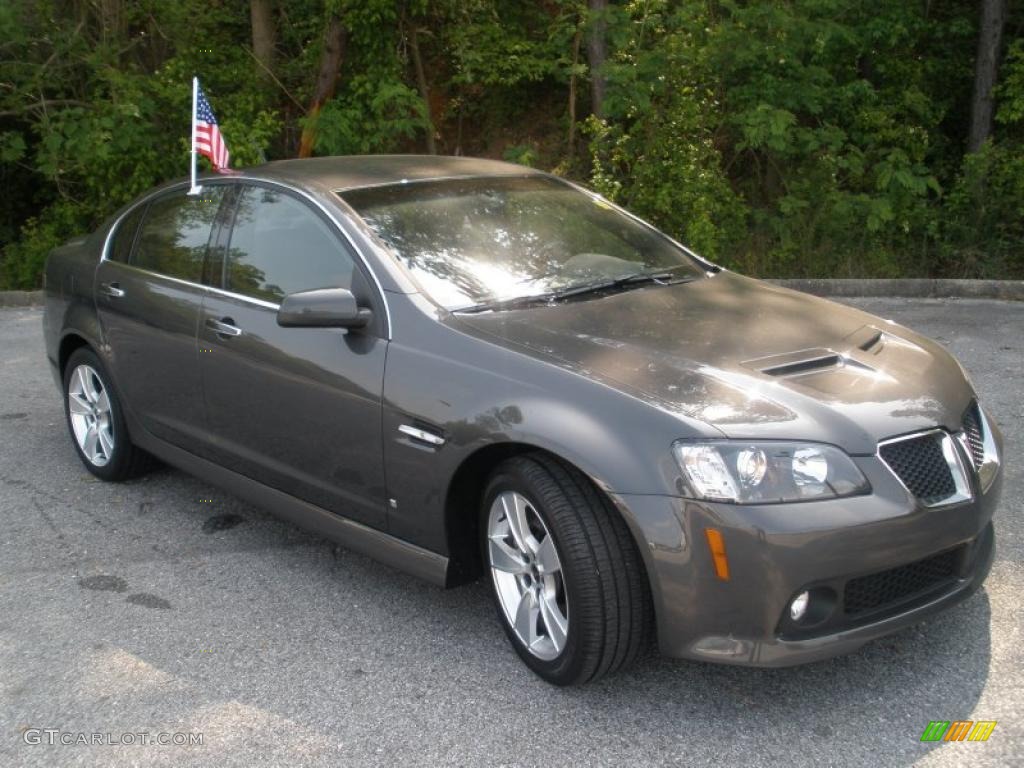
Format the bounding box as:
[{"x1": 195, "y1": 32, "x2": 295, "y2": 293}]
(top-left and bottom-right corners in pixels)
[
  {"x1": 132, "y1": 188, "x2": 225, "y2": 282},
  {"x1": 106, "y1": 205, "x2": 146, "y2": 264}
]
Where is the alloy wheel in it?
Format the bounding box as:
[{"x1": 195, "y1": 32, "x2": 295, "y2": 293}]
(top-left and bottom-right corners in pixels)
[
  {"x1": 487, "y1": 490, "x2": 569, "y2": 661},
  {"x1": 67, "y1": 364, "x2": 115, "y2": 467}
]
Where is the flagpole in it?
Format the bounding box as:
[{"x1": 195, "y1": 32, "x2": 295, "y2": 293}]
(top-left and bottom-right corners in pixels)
[{"x1": 188, "y1": 76, "x2": 201, "y2": 195}]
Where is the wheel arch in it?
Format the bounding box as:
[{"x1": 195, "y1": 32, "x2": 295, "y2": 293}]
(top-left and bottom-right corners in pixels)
[
  {"x1": 443, "y1": 442, "x2": 655, "y2": 596},
  {"x1": 58, "y1": 332, "x2": 92, "y2": 375}
]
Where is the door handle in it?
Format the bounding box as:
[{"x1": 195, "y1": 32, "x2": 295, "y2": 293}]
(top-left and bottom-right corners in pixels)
[
  {"x1": 99, "y1": 281, "x2": 125, "y2": 298},
  {"x1": 206, "y1": 317, "x2": 242, "y2": 338}
]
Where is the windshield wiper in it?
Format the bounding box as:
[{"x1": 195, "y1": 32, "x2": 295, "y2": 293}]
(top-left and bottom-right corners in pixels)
[
  {"x1": 549, "y1": 270, "x2": 679, "y2": 299},
  {"x1": 452, "y1": 270, "x2": 699, "y2": 314},
  {"x1": 451, "y1": 292, "x2": 562, "y2": 314}
]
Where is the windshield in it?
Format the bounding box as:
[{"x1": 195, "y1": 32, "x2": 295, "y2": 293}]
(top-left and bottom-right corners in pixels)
[{"x1": 338, "y1": 176, "x2": 707, "y2": 310}]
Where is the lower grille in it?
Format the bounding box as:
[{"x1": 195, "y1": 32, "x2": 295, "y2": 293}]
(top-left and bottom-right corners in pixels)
[
  {"x1": 961, "y1": 403, "x2": 985, "y2": 468},
  {"x1": 843, "y1": 547, "x2": 962, "y2": 616},
  {"x1": 879, "y1": 432, "x2": 956, "y2": 505}
]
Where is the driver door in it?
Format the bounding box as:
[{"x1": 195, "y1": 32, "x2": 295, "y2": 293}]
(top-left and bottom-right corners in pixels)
[{"x1": 198, "y1": 183, "x2": 388, "y2": 529}]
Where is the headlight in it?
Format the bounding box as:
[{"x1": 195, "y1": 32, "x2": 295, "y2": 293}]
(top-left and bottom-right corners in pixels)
[{"x1": 672, "y1": 440, "x2": 871, "y2": 504}]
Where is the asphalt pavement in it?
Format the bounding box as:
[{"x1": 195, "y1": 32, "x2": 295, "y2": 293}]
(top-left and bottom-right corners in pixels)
[{"x1": 0, "y1": 298, "x2": 1021, "y2": 767}]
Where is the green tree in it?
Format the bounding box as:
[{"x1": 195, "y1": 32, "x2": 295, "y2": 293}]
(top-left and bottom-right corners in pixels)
[{"x1": 1, "y1": 0, "x2": 1022, "y2": 288}]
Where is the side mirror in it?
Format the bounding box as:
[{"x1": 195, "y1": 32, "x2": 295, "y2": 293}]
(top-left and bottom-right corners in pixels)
[{"x1": 277, "y1": 288, "x2": 372, "y2": 329}]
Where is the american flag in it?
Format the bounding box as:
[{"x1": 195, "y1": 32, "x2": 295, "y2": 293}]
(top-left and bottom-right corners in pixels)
[{"x1": 194, "y1": 83, "x2": 230, "y2": 173}]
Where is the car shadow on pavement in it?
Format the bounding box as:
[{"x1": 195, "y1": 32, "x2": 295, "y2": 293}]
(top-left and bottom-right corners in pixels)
[{"x1": 86, "y1": 471, "x2": 993, "y2": 767}]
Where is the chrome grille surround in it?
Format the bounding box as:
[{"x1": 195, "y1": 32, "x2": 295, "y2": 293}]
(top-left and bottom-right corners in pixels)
[
  {"x1": 959, "y1": 402, "x2": 985, "y2": 469},
  {"x1": 878, "y1": 429, "x2": 972, "y2": 508}
]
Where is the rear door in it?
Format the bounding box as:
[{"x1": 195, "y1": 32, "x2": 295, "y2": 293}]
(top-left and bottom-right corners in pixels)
[
  {"x1": 198, "y1": 182, "x2": 388, "y2": 529},
  {"x1": 95, "y1": 185, "x2": 229, "y2": 448}
]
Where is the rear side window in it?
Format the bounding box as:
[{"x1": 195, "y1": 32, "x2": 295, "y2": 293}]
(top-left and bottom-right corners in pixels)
[
  {"x1": 107, "y1": 205, "x2": 146, "y2": 263},
  {"x1": 132, "y1": 188, "x2": 226, "y2": 282},
  {"x1": 223, "y1": 185, "x2": 354, "y2": 303}
]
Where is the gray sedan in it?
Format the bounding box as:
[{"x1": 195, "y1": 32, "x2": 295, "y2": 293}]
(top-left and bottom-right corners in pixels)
[{"x1": 42, "y1": 156, "x2": 1002, "y2": 685}]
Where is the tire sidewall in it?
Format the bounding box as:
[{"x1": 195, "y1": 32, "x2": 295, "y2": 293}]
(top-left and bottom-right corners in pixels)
[
  {"x1": 481, "y1": 465, "x2": 588, "y2": 685},
  {"x1": 62, "y1": 348, "x2": 133, "y2": 481}
]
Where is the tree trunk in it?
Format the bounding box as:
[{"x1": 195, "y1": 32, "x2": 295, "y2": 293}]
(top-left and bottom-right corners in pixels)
[
  {"x1": 298, "y1": 14, "x2": 347, "y2": 158},
  {"x1": 567, "y1": 27, "x2": 582, "y2": 157},
  {"x1": 97, "y1": 0, "x2": 122, "y2": 44},
  {"x1": 587, "y1": 0, "x2": 608, "y2": 119},
  {"x1": 409, "y1": 25, "x2": 437, "y2": 155},
  {"x1": 250, "y1": 0, "x2": 276, "y2": 80},
  {"x1": 968, "y1": 0, "x2": 1007, "y2": 153}
]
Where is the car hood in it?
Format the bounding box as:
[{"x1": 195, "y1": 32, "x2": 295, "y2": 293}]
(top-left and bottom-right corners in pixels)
[{"x1": 452, "y1": 272, "x2": 974, "y2": 454}]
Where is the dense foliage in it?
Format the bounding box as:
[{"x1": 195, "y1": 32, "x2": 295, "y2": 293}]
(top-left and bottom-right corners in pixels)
[{"x1": 1, "y1": 0, "x2": 1022, "y2": 288}]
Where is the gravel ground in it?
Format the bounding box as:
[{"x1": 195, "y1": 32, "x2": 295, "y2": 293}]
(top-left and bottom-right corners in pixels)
[{"x1": 0, "y1": 298, "x2": 1021, "y2": 767}]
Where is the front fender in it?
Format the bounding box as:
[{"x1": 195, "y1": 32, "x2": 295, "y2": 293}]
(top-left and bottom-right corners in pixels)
[{"x1": 380, "y1": 295, "x2": 715, "y2": 556}]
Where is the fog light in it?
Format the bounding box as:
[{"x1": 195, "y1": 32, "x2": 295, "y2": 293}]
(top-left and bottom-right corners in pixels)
[{"x1": 790, "y1": 591, "x2": 810, "y2": 621}]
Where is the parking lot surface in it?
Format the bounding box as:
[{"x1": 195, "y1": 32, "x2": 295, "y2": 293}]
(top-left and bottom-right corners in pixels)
[{"x1": 1, "y1": 298, "x2": 1021, "y2": 767}]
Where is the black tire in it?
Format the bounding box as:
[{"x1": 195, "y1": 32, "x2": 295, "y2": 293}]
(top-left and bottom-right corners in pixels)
[
  {"x1": 481, "y1": 453, "x2": 653, "y2": 685},
  {"x1": 63, "y1": 347, "x2": 153, "y2": 481}
]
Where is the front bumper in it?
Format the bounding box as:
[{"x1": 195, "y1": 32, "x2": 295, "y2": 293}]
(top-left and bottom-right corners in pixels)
[{"x1": 611, "y1": 453, "x2": 1001, "y2": 667}]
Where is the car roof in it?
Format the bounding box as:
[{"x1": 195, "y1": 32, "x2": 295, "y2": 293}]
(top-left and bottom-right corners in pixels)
[{"x1": 243, "y1": 154, "x2": 544, "y2": 192}]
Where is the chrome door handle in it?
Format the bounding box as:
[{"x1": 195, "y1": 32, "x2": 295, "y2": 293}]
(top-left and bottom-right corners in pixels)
[
  {"x1": 206, "y1": 317, "x2": 242, "y2": 337},
  {"x1": 99, "y1": 282, "x2": 125, "y2": 298}
]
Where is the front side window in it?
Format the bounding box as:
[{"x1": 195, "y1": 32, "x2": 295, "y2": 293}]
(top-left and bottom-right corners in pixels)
[
  {"x1": 339, "y1": 176, "x2": 706, "y2": 310},
  {"x1": 223, "y1": 186, "x2": 354, "y2": 304},
  {"x1": 107, "y1": 204, "x2": 146, "y2": 263},
  {"x1": 132, "y1": 188, "x2": 226, "y2": 282}
]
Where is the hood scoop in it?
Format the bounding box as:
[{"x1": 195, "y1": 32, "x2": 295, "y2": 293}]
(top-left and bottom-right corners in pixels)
[
  {"x1": 757, "y1": 351, "x2": 844, "y2": 377},
  {"x1": 746, "y1": 348, "x2": 876, "y2": 379},
  {"x1": 850, "y1": 326, "x2": 887, "y2": 354},
  {"x1": 745, "y1": 325, "x2": 895, "y2": 381}
]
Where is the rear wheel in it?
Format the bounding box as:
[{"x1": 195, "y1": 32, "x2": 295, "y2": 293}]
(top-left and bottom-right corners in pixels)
[
  {"x1": 482, "y1": 453, "x2": 652, "y2": 685},
  {"x1": 63, "y1": 347, "x2": 153, "y2": 481}
]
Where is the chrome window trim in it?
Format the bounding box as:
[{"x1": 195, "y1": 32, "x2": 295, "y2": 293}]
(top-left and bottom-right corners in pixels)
[
  {"x1": 100, "y1": 177, "x2": 393, "y2": 338},
  {"x1": 99, "y1": 216, "x2": 120, "y2": 264},
  {"x1": 877, "y1": 428, "x2": 973, "y2": 508},
  {"x1": 100, "y1": 260, "x2": 281, "y2": 309},
  {"x1": 100, "y1": 180, "x2": 235, "y2": 264},
  {"x1": 201, "y1": 282, "x2": 280, "y2": 310}
]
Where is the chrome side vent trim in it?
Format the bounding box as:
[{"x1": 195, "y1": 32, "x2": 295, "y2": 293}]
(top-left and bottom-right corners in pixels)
[{"x1": 398, "y1": 424, "x2": 446, "y2": 447}]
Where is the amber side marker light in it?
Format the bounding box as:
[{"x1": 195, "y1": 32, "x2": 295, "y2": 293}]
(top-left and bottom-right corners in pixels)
[{"x1": 704, "y1": 528, "x2": 730, "y2": 580}]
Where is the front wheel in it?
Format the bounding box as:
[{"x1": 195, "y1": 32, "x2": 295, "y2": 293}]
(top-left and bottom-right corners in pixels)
[{"x1": 482, "y1": 454, "x2": 652, "y2": 685}]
